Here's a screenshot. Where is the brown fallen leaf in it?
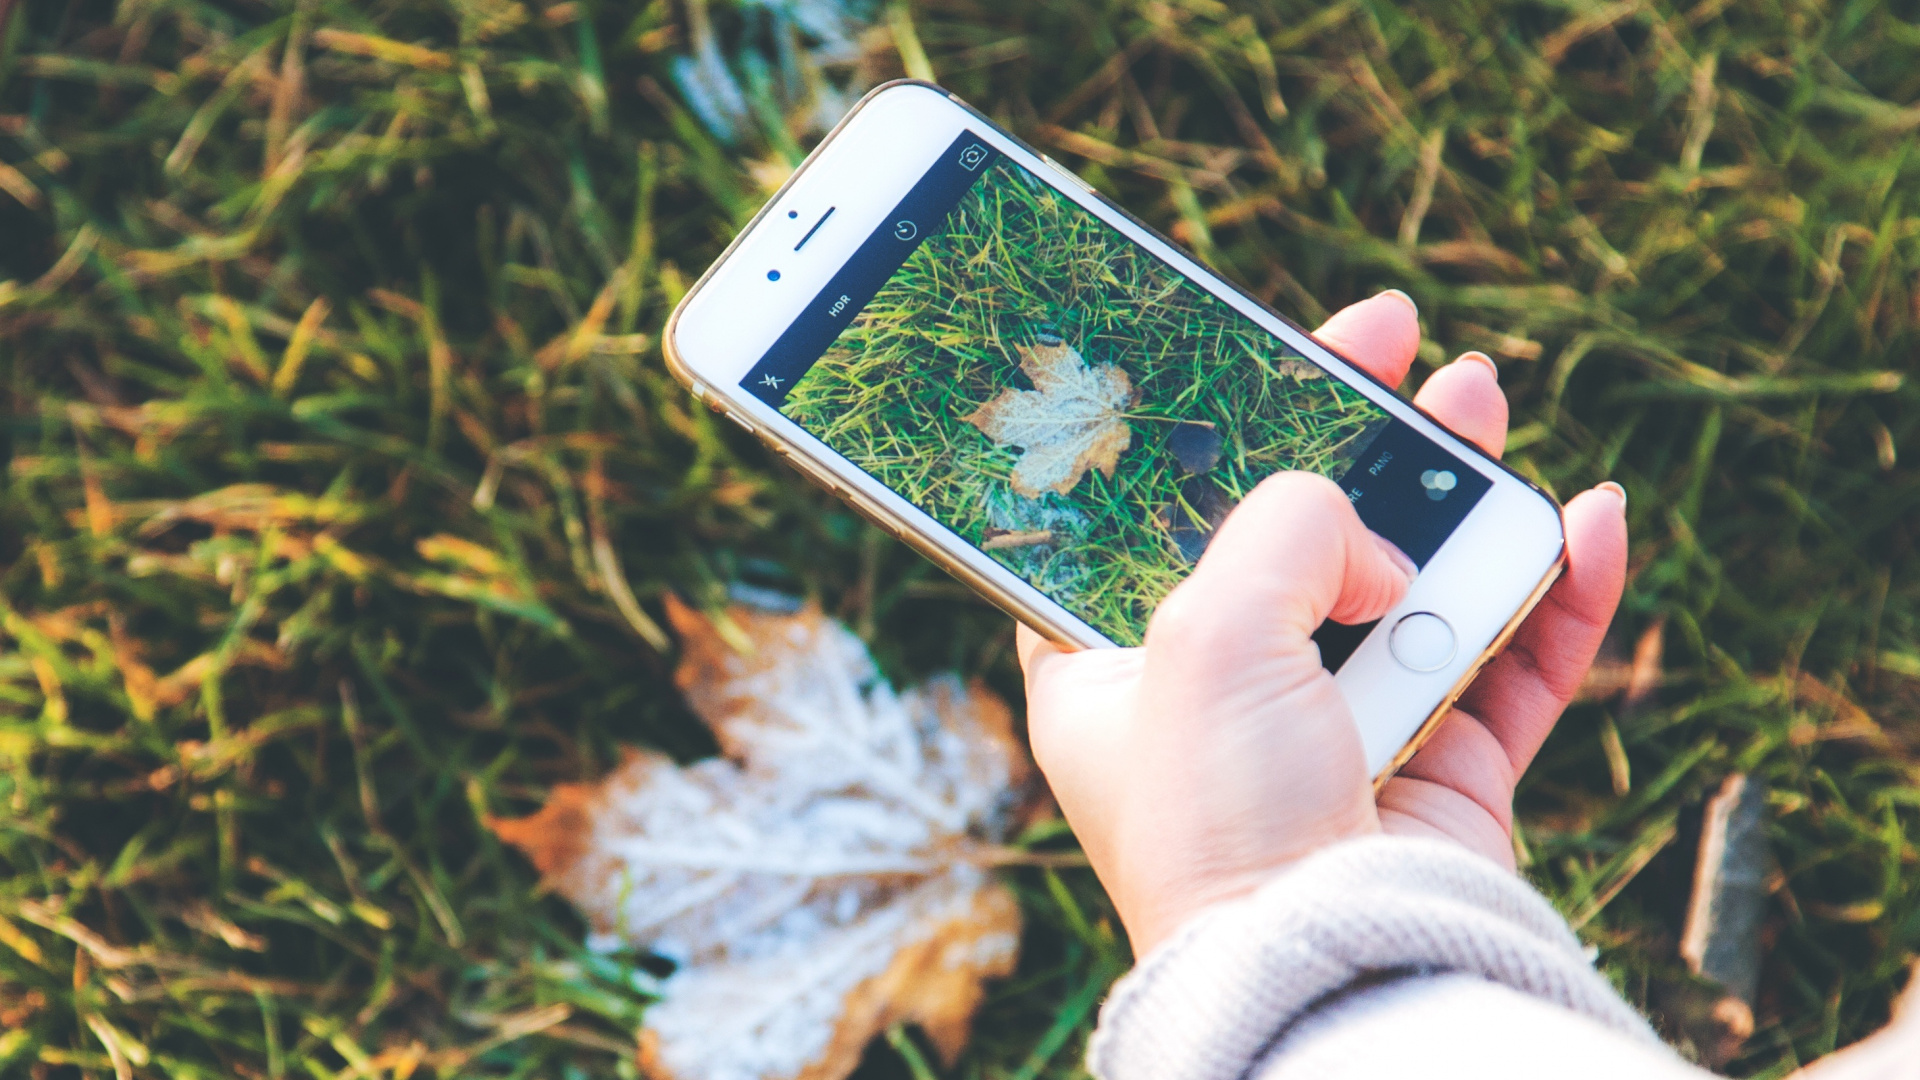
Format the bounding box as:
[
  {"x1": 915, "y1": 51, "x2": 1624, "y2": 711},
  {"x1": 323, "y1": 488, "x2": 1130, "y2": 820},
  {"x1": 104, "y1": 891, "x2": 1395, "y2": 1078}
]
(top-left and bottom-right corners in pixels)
[
  {"x1": 1624, "y1": 616, "x2": 1665, "y2": 712},
  {"x1": 491, "y1": 597, "x2": 1032, "y2": 1080},
  {"x1": 965, "y1": 335, "x2": 1132, "y2": 497},
  {"x1": 0, "y1": 987, "x2": 45, "y2": 1030}
]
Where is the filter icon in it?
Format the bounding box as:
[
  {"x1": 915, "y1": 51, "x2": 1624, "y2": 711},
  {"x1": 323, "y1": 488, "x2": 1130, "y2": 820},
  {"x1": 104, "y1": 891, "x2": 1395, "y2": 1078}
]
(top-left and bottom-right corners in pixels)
[{"x1": 1420, "y1": 469, "x2": 1458, "y2": 501}]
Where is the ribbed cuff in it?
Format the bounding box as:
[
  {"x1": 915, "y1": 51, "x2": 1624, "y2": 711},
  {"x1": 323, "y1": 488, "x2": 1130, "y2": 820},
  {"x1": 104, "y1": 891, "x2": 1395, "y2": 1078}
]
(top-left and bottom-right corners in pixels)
[{"x1": 1087, "y1": 835, "x2": 1659, "y2": 1080}]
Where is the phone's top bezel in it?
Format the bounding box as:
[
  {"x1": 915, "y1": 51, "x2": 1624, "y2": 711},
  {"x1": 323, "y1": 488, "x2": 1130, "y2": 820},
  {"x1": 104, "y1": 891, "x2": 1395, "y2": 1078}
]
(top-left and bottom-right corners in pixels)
[
  {"x1": 667, "y1": 81, "x2": 1558, "y2": 499},
  {"x1": 666, "y1": 82, "x2": 1568, "y2": 774},
  {"x1": 667, "y1": 81, "x2": 1562, "y2": 511}
]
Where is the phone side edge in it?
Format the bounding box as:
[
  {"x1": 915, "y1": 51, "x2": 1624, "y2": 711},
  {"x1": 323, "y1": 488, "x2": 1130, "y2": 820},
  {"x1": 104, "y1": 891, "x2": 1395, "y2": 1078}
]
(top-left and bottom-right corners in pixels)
[
  {"x1": 863, "y1": 496, "x2": 1112, "y2": 651},
  {"x1": 1369, "y1": 526, "x2": 1569, "y2": 791},
  {"x1": 745, "y1": 429, "x2": 1112, "y2": 651}
]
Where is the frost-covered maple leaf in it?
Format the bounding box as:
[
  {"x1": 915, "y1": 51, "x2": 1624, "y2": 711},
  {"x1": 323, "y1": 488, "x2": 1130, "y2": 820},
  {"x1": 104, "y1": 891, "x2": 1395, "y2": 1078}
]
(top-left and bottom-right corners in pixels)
[
  {"x1": 965, "y1": 336, "x2": 1133, "y2": 497},
  {"x1": 490, "y1": 597, "x2": 1031, "y2": 1080}
]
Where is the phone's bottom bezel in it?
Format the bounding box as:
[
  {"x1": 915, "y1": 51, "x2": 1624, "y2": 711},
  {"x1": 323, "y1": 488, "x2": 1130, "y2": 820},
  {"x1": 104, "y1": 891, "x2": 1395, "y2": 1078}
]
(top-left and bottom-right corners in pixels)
[{"x1": 1368, "y1": 554, "x2": 1565, "y2": 790}]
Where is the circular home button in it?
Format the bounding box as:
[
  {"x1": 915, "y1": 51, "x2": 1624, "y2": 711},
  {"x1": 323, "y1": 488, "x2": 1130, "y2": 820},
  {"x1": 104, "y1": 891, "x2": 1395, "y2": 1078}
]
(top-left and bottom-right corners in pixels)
[{"x1": 1389, "y1": 612, "x2": 1456, "y2": 673}]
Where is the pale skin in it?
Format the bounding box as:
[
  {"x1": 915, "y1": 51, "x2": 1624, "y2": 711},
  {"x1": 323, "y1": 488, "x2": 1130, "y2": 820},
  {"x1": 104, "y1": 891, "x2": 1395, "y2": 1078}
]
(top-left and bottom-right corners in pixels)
[{"x1": 1020, "y1": 290, "x2": 1630, "y2": 954}]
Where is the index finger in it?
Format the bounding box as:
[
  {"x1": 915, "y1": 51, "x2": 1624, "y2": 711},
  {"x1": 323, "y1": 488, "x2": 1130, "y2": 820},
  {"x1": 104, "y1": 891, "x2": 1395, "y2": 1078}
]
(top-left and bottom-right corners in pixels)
[{"x1": 1315, "y1": 290, "x2": 1422, "y2": 389}]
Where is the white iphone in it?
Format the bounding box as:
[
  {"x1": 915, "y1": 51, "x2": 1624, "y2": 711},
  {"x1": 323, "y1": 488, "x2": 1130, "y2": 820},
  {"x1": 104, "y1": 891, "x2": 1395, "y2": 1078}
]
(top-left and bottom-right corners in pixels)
[{"x1": 666, "y1": 81, "x2": 1566, "y2": 780}]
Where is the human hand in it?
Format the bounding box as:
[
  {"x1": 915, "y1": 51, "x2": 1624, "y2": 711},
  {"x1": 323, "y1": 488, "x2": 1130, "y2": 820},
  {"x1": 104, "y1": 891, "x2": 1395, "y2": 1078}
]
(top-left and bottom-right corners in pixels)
[{"x1": 1019, "y1": 291, "x2": 1628, "y2": 954}]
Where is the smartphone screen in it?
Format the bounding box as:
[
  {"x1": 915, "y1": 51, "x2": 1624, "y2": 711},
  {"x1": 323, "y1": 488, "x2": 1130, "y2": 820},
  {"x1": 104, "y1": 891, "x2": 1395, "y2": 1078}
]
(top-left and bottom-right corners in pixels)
[{"x1": 740, "y1": 131, "x2": 1492, "y2": 656}]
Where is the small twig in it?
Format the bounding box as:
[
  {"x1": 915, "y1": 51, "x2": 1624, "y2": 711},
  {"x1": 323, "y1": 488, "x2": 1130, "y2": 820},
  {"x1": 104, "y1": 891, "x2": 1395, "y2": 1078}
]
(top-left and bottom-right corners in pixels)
[{"x1": 982, "y1": 530, "x2": 1054, "y2": 551}]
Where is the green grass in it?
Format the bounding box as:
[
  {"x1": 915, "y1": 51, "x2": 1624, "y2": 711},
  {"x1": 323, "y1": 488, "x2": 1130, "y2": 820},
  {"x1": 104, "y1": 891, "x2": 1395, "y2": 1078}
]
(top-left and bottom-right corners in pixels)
[
  {"x1": 0, "y1": 0, "x2": 1917, "y2": 1078},
  {"x1": 782, "y1": 157, "x2": 1385, "y2": 644}
]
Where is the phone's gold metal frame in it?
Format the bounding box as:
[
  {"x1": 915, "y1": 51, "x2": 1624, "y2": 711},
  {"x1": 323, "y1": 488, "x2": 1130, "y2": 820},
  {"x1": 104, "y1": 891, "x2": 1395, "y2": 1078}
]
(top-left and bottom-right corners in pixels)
[
  {"x1": 664, "y1": 81, "x2": 1570, "y2": 786},
  {"x1": 1368, "y1": 561, "x2": 1562, "y2": 790}
]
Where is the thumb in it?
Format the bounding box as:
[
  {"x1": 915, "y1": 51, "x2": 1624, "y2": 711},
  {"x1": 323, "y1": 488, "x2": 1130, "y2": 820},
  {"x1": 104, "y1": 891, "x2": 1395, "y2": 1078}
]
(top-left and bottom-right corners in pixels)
[
  {"x1": 1155, "y1": 471, "x2": 1414, "y2": 657},
  {"x1": 1117, "y1": 472, "x2": 1401, "y2": 948}
]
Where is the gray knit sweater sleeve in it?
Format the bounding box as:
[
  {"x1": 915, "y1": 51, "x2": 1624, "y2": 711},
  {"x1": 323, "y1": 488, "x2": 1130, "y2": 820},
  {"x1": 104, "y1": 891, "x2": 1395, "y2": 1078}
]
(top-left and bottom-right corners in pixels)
[{"x1": 1087, "y1": 835, "x2": 1683, "y2": 1080}]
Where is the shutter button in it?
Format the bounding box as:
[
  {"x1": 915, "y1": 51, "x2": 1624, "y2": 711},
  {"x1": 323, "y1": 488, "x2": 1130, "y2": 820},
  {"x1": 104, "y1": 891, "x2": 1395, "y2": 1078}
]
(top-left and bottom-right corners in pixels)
[{"x1": 1388, "y1": 612, "x2": 1456, "y2": 672}]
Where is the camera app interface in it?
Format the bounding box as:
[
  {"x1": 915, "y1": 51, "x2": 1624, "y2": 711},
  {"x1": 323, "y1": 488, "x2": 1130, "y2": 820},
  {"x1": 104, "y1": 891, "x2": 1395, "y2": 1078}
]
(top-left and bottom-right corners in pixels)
[{"x1": 742, "y1": 132, "x2": 1490, "y2": 649}]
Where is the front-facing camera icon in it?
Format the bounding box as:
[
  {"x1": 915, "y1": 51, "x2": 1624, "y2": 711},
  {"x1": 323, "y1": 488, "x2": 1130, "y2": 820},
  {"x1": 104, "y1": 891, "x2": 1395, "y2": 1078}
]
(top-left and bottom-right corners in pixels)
[
  {"x1": 1420, "y1": 469, "x2": 1458, "y2": 501},
  {"x1": 957, "y1": 143, "x2": 988, "y2": 171}
]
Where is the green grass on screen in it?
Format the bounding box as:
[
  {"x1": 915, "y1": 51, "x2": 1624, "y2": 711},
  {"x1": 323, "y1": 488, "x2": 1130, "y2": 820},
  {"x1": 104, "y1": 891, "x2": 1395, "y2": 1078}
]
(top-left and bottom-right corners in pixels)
[{"x1": 782, "y1": 158, "x2": 1386, "y2": 644}]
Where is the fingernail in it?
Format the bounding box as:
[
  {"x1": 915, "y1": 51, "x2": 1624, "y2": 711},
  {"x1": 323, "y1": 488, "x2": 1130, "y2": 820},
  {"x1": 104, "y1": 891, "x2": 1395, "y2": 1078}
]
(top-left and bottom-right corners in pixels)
[
  {"x1": 1596, "y1": 480, "x2": 1627, "y2": 509},
  {"x1": 1372, "y1": 534, "x2": 1419, "y2": 583},
  {"x1": 1456, "y1": 350, "x2": 1498, "y2": 376},
  {"x1": 1376, "y1": 288, "x2": 1418, "y2": 317}
]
